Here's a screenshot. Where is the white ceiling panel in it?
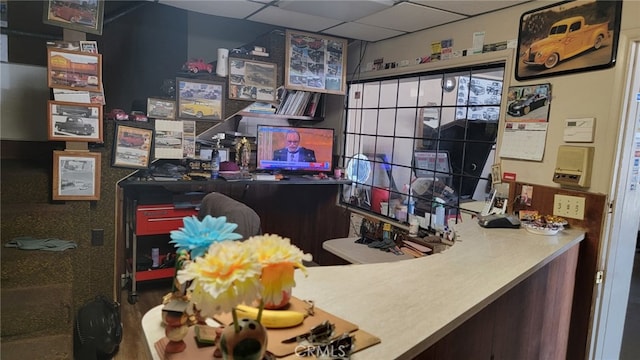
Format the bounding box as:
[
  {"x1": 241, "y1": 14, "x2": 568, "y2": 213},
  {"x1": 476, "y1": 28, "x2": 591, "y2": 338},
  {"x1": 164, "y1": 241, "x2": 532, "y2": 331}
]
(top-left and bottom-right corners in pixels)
[
  {"x1": 159, "y1": 0, "x2": 265, "y2": 19},
  {"x1": 247, "y1": 5, "x2": 343, "y2": 32},
  {"x1": 277, "y1": 0, "x2": 394, "y2": 22},
  {"x1": 157, "y1": 0, "x2": 535, "y2": 42},
  {"x1": 412, "y1": 0, "x2": 531, "y2": 16},
  {"x1": 323, "y1": 21, "x2": 406, "y2": 42},
  {"x1": 356, "y1": 2, "x2": 466, "y2": 32}
]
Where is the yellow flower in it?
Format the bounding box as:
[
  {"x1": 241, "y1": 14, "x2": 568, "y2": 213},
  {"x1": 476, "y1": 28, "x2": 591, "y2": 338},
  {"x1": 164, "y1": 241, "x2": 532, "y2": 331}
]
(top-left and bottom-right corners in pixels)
[
  {"x1": 177, "y1": 240, "x2": 261, "y2": 317},
  {"x1": 245, "y1": 234, "x2": 313, "y2": 307}
]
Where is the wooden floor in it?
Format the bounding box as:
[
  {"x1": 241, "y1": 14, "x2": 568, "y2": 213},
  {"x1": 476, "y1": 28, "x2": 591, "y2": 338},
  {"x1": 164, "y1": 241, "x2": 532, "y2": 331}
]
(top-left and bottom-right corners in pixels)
[{"x1": 114, "y1": 280, "x2": 172, "y2": 360}]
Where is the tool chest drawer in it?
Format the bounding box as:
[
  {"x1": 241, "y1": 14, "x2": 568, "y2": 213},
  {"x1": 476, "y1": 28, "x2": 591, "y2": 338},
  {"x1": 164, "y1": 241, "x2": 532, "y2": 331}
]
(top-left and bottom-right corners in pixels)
[{"x1": 135, "y1": 204, "x2": 198, "y2": 235}]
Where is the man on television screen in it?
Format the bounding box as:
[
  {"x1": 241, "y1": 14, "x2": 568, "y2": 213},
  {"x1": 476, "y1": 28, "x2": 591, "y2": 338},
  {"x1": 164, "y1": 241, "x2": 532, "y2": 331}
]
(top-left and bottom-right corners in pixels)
[{"x1": 273, "y1": 130, "x2": 316, "y2": 162}]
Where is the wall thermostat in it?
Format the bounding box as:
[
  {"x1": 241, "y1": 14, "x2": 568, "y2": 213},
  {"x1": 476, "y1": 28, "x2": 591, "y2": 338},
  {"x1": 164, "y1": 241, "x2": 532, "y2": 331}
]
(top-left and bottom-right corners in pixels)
[
  {"x1": 552, "y1": 145, "x2": 594, "y2": 188},
  {"x1": 563, "y1": 117, "x2": 595, "y2": 142}
]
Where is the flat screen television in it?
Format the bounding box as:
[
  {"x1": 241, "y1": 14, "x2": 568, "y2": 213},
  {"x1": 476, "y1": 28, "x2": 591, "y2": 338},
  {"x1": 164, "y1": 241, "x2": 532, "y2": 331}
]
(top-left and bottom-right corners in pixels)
[{"x1": 256, "y1": 125, "x2": 334, "y2": 173}]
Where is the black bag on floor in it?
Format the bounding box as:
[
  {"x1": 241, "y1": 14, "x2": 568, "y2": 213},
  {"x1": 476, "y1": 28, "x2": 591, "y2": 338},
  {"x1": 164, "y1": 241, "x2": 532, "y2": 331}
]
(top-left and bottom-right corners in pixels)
[{"x1": 74, "y1": 295, "x2": 123, "y2": 360}]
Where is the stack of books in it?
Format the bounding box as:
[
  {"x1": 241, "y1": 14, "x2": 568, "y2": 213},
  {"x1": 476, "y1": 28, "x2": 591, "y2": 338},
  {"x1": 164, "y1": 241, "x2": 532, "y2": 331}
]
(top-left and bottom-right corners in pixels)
[
  {"x1": 245, "y1": 102, "x2": 276, "y2": 114},
  {"x1": 277, "y1": 90, "x2": 321, "y2": 117}
]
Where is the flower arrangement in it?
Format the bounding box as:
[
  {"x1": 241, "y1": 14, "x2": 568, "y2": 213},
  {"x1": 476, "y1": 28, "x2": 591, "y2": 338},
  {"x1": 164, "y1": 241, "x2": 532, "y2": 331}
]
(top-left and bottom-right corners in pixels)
[{"x1": 168, "y1": 215, "x2": 312, "y2": 333}]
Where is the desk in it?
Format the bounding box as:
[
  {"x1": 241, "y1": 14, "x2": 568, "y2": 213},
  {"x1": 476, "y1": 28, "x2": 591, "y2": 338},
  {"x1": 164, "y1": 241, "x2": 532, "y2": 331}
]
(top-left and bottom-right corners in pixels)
[
  {"x1": 117, "y1": 175, "x2": 352, "y2": 304},
  {"x1": 143, "y1": 220, "x2": 584, "y2": 359},
  {"x1": 323, "y1": 237, "x2": 414, "y2": 264}
]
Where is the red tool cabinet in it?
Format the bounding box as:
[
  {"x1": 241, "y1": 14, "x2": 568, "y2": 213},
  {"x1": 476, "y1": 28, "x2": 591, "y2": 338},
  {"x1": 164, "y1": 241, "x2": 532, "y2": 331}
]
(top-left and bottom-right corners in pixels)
[{"x1": 124, "y1": 203, "x2": 198, "y2": 304}]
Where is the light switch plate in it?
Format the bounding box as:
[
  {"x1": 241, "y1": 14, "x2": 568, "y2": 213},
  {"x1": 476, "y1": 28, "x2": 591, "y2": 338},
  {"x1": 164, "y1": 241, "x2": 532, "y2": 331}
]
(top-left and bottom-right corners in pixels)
[
  {"x1": 563, "y1": 117, "x2": 595, "y2": 142},
  {"x1": 553, "y1": 194, "x2": 586, "y2": 220}
]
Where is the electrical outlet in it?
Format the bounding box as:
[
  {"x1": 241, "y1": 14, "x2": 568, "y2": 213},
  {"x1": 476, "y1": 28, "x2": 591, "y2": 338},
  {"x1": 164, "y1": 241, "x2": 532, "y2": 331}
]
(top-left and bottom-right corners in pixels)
[
  {"x1": 91, "y1": 229, "x2": 104, "y2": 246},
  {"x1": 553, "y1": 194, "x2": 586, "y2": 220}
]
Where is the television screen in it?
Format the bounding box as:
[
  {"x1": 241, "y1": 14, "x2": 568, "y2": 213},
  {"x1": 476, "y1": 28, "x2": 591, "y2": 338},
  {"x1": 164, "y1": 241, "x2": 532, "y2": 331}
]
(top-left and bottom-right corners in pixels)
[{"x1": 256, "y1": 125, "x2": 334, "y2": 173}]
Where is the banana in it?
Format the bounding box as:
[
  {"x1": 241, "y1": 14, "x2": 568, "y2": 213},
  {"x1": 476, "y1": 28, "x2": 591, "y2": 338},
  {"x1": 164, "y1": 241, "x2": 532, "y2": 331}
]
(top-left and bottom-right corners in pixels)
[{"x1": 235, "y1": 304, "x2": 306, "y2": 328}]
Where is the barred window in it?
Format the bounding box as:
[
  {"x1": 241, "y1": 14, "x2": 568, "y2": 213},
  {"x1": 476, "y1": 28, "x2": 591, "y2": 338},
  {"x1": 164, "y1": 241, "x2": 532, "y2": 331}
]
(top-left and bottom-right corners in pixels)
[{"x1": 340, "y1": 63, "x2": 505, "y2": 226}]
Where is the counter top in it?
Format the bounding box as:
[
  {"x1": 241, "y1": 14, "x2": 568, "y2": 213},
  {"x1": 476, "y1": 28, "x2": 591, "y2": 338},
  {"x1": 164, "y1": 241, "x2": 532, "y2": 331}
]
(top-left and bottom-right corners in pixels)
[
  {"x1": 142, "y1": 220, "x2": 584, "y2": 360},
  {"x1": 295, "y1": 220, "x2": 584, "y2": 359}
]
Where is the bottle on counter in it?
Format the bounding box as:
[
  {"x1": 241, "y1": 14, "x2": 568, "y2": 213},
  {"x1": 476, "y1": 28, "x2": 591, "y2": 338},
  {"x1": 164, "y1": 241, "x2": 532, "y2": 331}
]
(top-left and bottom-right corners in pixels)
[{"x1": 211, "y1": 147, "x2": 220, "y2": 179}]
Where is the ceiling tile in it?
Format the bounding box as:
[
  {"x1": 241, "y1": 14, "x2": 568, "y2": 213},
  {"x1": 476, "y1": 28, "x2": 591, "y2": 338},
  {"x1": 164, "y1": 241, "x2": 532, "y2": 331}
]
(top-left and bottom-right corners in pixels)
[
  {"x1": 248, "y1": 5, "x2": 343, "y2": 32},
  {"x1": 159, "y1": 0, "x2": 265, "y2": 19},
  {"x1": 276, "y1": 0, "x2": 393, "y2": 22},
  {"x1": 356, "y1": 2, "x2": 466, "y2": 33},
  {"x1": 411, "y1": 0, "x2": 531, "y2": 16},
  {"x1": 322, "y1": 21, "x2": 406, "y2": 42}
]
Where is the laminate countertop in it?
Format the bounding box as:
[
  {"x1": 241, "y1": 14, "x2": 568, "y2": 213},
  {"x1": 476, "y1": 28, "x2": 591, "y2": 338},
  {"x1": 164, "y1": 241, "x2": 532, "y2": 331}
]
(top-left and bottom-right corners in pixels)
[
  {"x1": 292, "y1": 219, "x2": 585, "y2": 359},
  {"x1": 142, "y1": 219, "x2": 584, "y2": 360}
]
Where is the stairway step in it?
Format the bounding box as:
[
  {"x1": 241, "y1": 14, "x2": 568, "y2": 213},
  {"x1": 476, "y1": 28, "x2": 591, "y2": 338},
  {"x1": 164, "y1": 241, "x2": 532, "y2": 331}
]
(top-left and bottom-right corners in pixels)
[
  {"x1": 1, "y1": 284, "x2": 73, "y2": 338},
  {"x1": 1, "y1": 247, "x2": 73, "y2": 289},
  {"x1": 0, "y1": 334, "x2": 73, "y2": 360}
]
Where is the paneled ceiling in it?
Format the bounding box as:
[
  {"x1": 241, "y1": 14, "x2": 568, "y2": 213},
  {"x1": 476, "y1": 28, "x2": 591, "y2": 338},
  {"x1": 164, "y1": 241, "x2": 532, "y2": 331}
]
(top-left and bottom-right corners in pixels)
[{"x1": 158, "y1": 0, "x2": 533, "y2": 42}]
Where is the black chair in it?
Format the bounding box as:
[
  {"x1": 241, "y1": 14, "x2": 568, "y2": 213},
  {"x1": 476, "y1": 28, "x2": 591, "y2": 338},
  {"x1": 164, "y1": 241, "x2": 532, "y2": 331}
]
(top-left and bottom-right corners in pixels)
[{"x1": 198, "y1": 192, "x2": 261, "y2": 239}]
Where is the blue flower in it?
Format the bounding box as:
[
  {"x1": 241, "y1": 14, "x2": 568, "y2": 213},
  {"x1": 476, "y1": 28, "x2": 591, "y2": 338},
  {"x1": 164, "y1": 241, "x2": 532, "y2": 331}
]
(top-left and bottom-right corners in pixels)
[{"x1": 170, "y1": 215, "x2": 242, "y2": 258}]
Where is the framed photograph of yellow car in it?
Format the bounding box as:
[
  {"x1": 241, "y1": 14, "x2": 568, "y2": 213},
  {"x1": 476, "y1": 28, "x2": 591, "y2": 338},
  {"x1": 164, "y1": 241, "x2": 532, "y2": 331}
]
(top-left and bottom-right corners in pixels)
[
  {"x1": 285, "y1": 30, "x2": 347, "y2": 95},
  {"x1": 47, "y1": 48, "x2": 102, "y2": 92},
  {"x1": 515, "y1": 0, "x2": 622, "y2": 81},
  {"x1": 176, "y1": 78, "x2": 224, "y2": 121},
  {"x1": 53, "y1": 151, "x2": 101, "y2": 201},
  {"x1": 43, "y1": 0, "x2": 105, "y2": 35}
]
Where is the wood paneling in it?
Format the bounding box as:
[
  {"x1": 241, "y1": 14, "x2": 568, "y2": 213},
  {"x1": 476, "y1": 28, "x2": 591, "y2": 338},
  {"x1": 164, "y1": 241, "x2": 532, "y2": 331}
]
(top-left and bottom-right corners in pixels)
[
  {"x1": 416, "y1": 244, "x2": 580, "y2": 360},
  {"x1": 509, "y1": 181, "x2": 607, "y2": 360}
]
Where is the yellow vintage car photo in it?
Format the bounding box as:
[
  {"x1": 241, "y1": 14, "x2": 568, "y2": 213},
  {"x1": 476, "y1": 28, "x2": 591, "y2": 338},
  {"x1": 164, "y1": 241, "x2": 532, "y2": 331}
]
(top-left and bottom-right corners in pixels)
[{"x1": 180, "y1": 100, "x2": 220, "y2": 119}]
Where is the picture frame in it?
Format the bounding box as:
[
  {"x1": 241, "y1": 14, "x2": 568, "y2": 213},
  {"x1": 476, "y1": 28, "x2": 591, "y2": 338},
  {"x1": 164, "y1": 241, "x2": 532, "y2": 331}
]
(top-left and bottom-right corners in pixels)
[
  {"x1": 176, "y1": 77, "x2": 224, "y2": 121},
  {"x1": 505, "y1": 83, "x2": 551, "y2": 122},
  {"x1": 79, "y1": 40, "x2": 98, "y2": 53},
  {"x1": 284, "y1": 29, "x2": 347, "y2": 95},
  {"x1": 43, "y1": 0, "x2": 104, "y2": 35},
  {"x1": 53, "y1": 150, "x2": 101, "y2": 201},
  {"x1": 47, "y1": 48, "x2": 102, "y2": 92},
  {"x1": 228, "y1": 58, "x2": 277, "y2": 102},
  {"x1": 147, "y1": 98, "x2": 176, "y2": 119},
  {"x1": 47, "y1": 100, "x2": 103, "y2": 142},
  {"x1": 112, "y1": 124, "x2": 153, "y2": 169},
  {"x1": 515, "y1": 0, "x2": 622, "y2": 81}
]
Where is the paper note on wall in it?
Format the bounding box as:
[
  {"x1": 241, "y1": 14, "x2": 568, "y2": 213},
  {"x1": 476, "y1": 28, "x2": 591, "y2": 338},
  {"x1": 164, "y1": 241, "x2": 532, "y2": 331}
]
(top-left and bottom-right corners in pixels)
[{"x1": 499, "y1": 122, "x2": 548, "y2": 161}]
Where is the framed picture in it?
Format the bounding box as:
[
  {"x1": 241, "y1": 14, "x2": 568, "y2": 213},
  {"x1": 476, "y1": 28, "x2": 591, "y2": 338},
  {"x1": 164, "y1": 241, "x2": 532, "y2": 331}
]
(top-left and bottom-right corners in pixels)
[
  {"x1": 43, "y1": 0, "x2": 104, "y2": 35},
  {"x1": 228, "y1": 58, "x2": 277, "y2": 102},
  {"x1": 505, "y1": 83, "x2": 551, "y2": 122},
  {"x1": 176, "y1": 77, "x2": 224, "y2": 121},
  {"x1": 53, "y1": 150, "x2": 101, "y2": 201},
  {"x1": 48, "y1": 100, "x2": 103, "y2": 142},
  {"x1": 47, "y1": 48, "x2": 102, "y2": 92},
  {"x1": 515, "y1": 0, "x2": 622, "y2": 81},
  {"x1": 284, "y1": 29, "x2": 347, "y2": 95},
  {"x1": 79, "y1": 40, "x2": 98, "y2": 53},
  {"x1": 112, "y1": 124, "x2": 153, "y2": 169},
  {"x1": 147, "y1": 98, "x2": 176, "y2": 119}
]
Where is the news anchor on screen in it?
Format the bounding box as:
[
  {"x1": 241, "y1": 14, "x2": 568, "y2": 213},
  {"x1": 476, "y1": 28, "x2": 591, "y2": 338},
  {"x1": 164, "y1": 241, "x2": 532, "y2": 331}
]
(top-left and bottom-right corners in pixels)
[{"x1": 273, "y1": 130, "x2": 316, "y2": 162}]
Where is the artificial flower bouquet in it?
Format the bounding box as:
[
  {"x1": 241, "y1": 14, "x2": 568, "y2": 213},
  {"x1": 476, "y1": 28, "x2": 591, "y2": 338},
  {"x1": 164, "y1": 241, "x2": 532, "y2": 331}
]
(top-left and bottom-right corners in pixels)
[{"x1": 167, "y1": 215, "x2": 312, "y2": 331}]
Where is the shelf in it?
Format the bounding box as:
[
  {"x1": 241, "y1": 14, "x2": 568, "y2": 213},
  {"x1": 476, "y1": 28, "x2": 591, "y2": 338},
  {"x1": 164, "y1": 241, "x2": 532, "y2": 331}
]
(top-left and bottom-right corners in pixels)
[{"x1": 237, "y1": 111, "x2": 323, "y2": 121}]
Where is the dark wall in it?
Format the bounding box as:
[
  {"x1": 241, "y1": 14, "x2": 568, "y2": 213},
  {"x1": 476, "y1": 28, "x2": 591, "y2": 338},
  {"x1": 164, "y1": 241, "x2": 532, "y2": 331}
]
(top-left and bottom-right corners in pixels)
[{"x1": 0, "y1": 0, "x2": 276, "y2": 304}]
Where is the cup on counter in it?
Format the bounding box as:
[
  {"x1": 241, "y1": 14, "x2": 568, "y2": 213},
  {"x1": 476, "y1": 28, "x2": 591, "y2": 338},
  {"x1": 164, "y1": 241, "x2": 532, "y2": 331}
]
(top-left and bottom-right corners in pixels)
[{"x1": 334, "y1": 167, "x2": 343, "y2": 179}]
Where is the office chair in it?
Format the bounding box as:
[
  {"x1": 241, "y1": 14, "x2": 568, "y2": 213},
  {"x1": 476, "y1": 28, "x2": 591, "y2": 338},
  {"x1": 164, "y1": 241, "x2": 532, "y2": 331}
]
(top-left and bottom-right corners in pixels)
[{"x1": 198, "y1": 192, "x2": 261, "y2": 239}]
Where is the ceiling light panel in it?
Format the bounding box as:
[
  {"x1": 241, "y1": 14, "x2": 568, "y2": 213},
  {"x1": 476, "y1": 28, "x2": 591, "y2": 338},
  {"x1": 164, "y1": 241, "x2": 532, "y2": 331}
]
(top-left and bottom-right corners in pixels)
[
  {"x1": 277, "y1": 0, "x2": 394, "y2": 22},
  {"x1": 323, "y1": 21, "x2": 406, "y2": 42},
  {"x1": 159, "y1": 0, "x2": 265, "y2": 19},
  {"x1": 411, "y1": 0, "x2": 531, "y2": 16},
  {"x1": 356, "y1": 2, "x2": 466, "y2": 33},
  {"x1": 248, "y1": 5, "x2": 343, "y2": 32}
]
